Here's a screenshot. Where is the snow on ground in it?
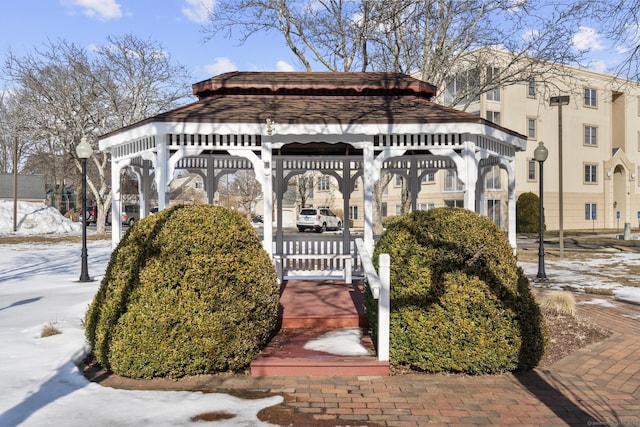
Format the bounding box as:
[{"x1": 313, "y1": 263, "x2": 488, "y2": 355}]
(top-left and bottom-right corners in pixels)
[
  {"x1": 1, "y1": 202, "x2": 639, "y2": 425},
  {"x1": 518, "y1": 253, "x2": 640, "y2": 306},
  {"x1": 0, "y1": 200, "x2": 82, "y2": 235}
]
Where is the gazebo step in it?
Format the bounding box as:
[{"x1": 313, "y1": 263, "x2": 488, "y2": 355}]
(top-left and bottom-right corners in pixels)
[
  {"x1": 251, "y1": 327, "x2": 388, "y2": 376},
  {"x1": 280, "y1": 314, "x2": 367, "y2": 329},
  {"x1": 251, "y1": 357, "x2": 390, "y2": 376}
]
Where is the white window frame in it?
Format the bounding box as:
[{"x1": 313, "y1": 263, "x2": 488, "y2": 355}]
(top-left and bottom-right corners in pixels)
[
  {"x1": 584, "y1": 163, "x2": 598, "y2": 184},
  {"x1": 487, "y1": 199, "x2": 501, "y2": 227},
  {"x1": 444, "y1": 170, "x2": 464, "y2": 192},
  {"x1": 528, "y1": 159, "x2": 537, "y2": 181},
  {"x1": 485, "y1": 165, "x2": 502, "y2": 190},
  {"x1": 584, "y1": 87, "x2": 597, "y2": 107},
  {"x1": 317, "y1": 175, "x2": 330, "y2": 191},
  {"x1": 584, "y1": 125, "x2": 598, "y2": 146},
  {"x1": 585, "y1": 203, "x2": 597, "y2": 220}
]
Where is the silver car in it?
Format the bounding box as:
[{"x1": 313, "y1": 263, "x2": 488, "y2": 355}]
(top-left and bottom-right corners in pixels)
[{"x1": 296, "y1": 208, "x2": 342, "y2": 233}]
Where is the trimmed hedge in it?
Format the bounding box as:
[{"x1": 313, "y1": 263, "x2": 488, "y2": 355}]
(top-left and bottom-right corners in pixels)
[
  {"x1": 516, "y1": 192, "x2": 542, "y2": 233},
  {"x1": 84, "y1": 205, "x2": 279, "y2": 379},
  {"x1": 368, "y1": 208, "x2": 547, "y2": 374}
]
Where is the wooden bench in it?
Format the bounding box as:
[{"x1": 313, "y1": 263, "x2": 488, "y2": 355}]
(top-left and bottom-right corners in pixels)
[{"x1": 274, "y1": 254, "x2": 353, "y2": 284}]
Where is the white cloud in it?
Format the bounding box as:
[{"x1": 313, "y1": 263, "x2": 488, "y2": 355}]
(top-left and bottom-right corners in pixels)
[
  {"x1": 204, "y1": 57, "x2": 237, "y2": 75},
  {"x1": 522, "y1": 29, "x2": 540, "y2": 42},
  {"x1": 63, "y1": 0, "x2": 122, "y2": 20},
  {"x1": 572, "y1": 26, "x2": 605, "y2": 51},
  {"x1": 275, "y1": 60, "x2": 295, "y2": 71},
  {"x1": 182, "y1": 0, "x2": 214, "y2": 24}
]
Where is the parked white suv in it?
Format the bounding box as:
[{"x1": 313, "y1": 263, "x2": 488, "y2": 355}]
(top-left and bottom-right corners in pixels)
[{"x1": 296, "y1": 208, "x2": 342, "y2": 233}]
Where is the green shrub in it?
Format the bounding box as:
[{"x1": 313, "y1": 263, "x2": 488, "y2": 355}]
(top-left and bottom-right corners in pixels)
[
  {"x1": 84, "y1": 205, "x2": 279, "y2": 379},
  {"x1": 516, "y1": 192, "x2": 542, "y2": 233},
  {"x1": 368, "y1": 208, "x2": 547, "y2": 374}
]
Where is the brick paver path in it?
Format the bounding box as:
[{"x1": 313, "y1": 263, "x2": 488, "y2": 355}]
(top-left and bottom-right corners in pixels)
[{"x1": 94, "y1": 293, "x2": 640, "y2": 426}]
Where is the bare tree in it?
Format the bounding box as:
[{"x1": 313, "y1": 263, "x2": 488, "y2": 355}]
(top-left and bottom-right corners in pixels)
[
  {"x1": 204, "y1": 1, "x2": 591, "y2": 106},
  {"x1": 2, "y1": 35, "x2": 192, "y2": 232},
  {"x1": 584, "y1": 0, "x2": 640, "y2": 81},
  {"x1": 231, "y1": 170, "x2": 262, "y2": 218},
  {"x1": 296, "y1": 171, "x2": 315, "y2": 208}
]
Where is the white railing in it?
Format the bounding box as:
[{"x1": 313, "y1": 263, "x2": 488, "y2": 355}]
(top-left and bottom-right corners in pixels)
[
  {"x1": 274, "y1": 239, "x2": 362, "y2": 283},
  {"x1": 355, "y1": 238, "x2": 390, "y2": 362}
]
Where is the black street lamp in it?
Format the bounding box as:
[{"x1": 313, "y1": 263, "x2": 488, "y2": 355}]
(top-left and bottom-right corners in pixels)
[
  {"x1": 534, "y1": 141, "x2": 549, "y2": 280},
  {"x1": 76, "y1": 137, "x2": 93, "y2": 282}
]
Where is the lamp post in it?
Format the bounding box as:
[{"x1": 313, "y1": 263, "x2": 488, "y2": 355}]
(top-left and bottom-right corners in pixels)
[
  {"x1": 75, "y1": 137, "x2": 93, "y2": 282},
  {"x1": 550, "y1": 95, "x2": 569, "y2": 258},
  {"x1": 534, "y1": 141, "x2": 549, "y2": 280}
]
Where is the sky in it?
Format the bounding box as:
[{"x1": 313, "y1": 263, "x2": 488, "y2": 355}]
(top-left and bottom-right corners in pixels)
[
  {"x1": 0, "y1": 0, "x2": 300, "y2": 89},
  {"x1": 0, "y1": 0, "x2": 624, "y2": 92}
]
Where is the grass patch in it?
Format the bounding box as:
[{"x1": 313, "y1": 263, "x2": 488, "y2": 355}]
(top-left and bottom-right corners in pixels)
[
  {"x1": 41, "y1": 322, "x2": 62, "y2": 338},
  {"x1": 540, "y1": 291, "x2": 576, "y2": 317},
  {"x1": 584, "y1": 287, "x2": 614, "y2": 296}
]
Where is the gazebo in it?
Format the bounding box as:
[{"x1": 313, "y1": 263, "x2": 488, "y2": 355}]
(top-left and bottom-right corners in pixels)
[{"x1": 99, "y1": 72, "x2": 526, "y2": 263}]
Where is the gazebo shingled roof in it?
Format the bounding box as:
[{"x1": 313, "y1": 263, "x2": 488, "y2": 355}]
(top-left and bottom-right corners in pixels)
[{"x1": 101, "y1": 72, "x2": 524, "y2": 142}]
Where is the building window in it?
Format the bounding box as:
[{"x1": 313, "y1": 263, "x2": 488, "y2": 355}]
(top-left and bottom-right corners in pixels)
[
  {"x1": 584, "y1": 164, "x2": 598, "y2": 183},
  {"x1": 585, "y1": 203, "x2": 597, "y2": 220},
  {"x1": 417, "y1": 203, "x2": 435, "y2": 211},
  {"x1": 317, "y1": 175, "x2": 330, "y2": 191},
  {"x1": 527, "y1": 117, "x2": 536, "y2": 139},
  {"x1": 395, "y1": 205, "x2": 402, "y2": 216},
  {"x1": 527, "y1": 77, "x2": 536, "y2": 97},
  {"x1": 444, "y1": 68, "x2": 481, "y2": 105},
  {"x1": 444, "y1": 170, "x2": 464, "y2": 192},
  {"x1": 584, "y1": 88, "x2": 597, "y2": 107},
  {"x1": 486, "y1": 66, "x2": 501, "y2": 101},
  {"x1": 349, "y1": 205, "x2": 358, "y2": 220},
  {"x1": 528, "y1": 159, "x2": 537, "y2": 181},
  {"x1": 445, "y1": 199, "x2": 464, "y2": 208},
  {"x1": 394, "y1": 175, "x2": 403, "y2": 187},
  {"x1": 584, "y1": 125, "x2": 597, "y2": 146},
  {"x1": 422, "y1": 172, "x2": 435, "y2": 183},
  {"x1": 487, "y1": 199, "x2": 501, "y2": 227},
  {"x1": 486, "y1": 110, "x2": 501, "y2": 124},
  {"x1": 485, "y1": 165, "x2": 501, "y2": 190},
  {"x1": 381, "y1": 202, "x2": 387, "y2": 218}
]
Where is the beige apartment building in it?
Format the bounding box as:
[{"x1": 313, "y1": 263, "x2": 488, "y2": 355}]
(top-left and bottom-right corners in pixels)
[{"x1": 303, "y1": 60, "x2": 640, "y2": 234}]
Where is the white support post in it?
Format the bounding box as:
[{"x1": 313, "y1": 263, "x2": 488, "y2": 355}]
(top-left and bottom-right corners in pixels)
[
  {"x1": 462, "y1": 141, "x2": 478, "y2": 211},
  {"x1": 141, "y1": 160, "x2": 151, "y2": 218},
  {"x1": 155, "y1": 137, "x2": 170, "y2": 210},
  {"x1": 363, "y1": 144, "x2": 376, "y2": 254},
  {"x1": 206, "y1": 156, "x2": 215, "y2": 205},
  {"x1": 506, "y1": 159, "x2": 517, "y2": 251},
  {"x1": 110, "y1": 160, "x2": 124, "y2": 248},
  {"x1": 261, "y1": 144, "x2": 273, "y2": 257},
  {"x1": 378, "y1": 253, "x2": 390, "y2": 362}
]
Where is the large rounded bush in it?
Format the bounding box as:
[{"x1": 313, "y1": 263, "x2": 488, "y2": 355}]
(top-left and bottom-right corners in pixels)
[
  {"x1": 84, "y1": 205, "x2": 279, "y2": 378},
  {"x1": 368, "y1": 208, "x2": 546, "y2": 374}
]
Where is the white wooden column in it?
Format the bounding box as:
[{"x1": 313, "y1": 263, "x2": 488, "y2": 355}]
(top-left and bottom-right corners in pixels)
[
  {"x1": 110, "y1": 159, "x2": 126, "y2": 248},
  {"x1": 206, "y1": 156, "x2": 215, "y2": 205},
  {"x1": 461, "y1": 141, "x2": 478, "y2": 211},
  {"x1": 155, "y1": 136, "x2": 170, "y2": 210},
  {"x1": 503, "y1": 159, "x2": 517, "y2": 250},
  {"x1": 363, "y1": 143, "x2": 377, "y2": 254},
  {"x1": 261, "y1": 144, "x2": 273, "y2": 257},
  {"x1": 342, "y1": 159, "x2": 351, "y2": 255}
]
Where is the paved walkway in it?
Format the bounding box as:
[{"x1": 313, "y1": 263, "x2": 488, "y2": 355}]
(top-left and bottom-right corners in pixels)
[{"x1": 90, "y1": 291, "x2": 640, "y2": 426}]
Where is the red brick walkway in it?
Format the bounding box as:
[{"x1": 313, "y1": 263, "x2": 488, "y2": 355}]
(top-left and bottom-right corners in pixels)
[
  {"x1": 89, "y1": 286, "x2": 640, "y2": 426},
  {"x1": 204, "y1": 292, "x2": 640, "y2": 426}
]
